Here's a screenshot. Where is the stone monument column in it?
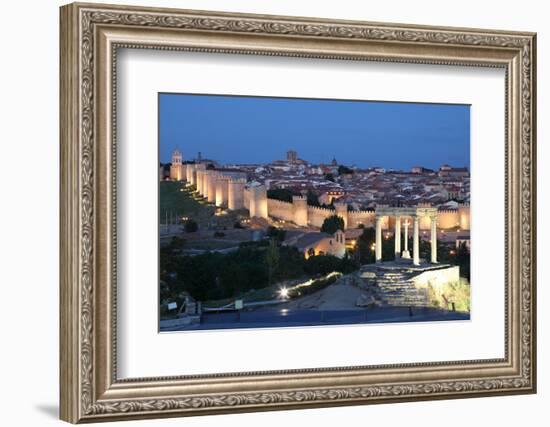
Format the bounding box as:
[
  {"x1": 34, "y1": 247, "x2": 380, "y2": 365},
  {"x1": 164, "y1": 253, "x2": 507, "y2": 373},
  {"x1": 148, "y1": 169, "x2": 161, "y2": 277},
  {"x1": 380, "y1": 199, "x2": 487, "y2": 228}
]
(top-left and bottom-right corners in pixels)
[
  {"x1": 375, "y1": 216, "x2": 382, "y2": 263},
  {"x1": 394, "y1": 216, "x2": 401, "y2": 259},
  {"x1": 402, "y1": 219, "x2": 411, "y2": 259},
  {"x1": 413, "y1": 215, "x2": 420, "y2": 266},
  {"x1": 430, "y1": 215, "x2": 438, "y2": 263}
]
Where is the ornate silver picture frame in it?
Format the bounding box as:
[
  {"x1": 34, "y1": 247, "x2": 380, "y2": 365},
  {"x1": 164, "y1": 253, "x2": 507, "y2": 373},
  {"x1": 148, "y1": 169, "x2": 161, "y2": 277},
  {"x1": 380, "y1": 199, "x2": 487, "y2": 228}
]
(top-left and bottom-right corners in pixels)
[{"x1": 60, "y1": 2, "x2": 536, "y2": 423}]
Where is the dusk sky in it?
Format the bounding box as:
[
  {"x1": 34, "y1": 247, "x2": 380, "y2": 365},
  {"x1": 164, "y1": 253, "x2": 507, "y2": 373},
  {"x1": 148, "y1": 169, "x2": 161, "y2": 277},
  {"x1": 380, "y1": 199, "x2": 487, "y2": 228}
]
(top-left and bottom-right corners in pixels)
[{"x1": 159, "y1": 93, "x2": 470, "y2": 170}]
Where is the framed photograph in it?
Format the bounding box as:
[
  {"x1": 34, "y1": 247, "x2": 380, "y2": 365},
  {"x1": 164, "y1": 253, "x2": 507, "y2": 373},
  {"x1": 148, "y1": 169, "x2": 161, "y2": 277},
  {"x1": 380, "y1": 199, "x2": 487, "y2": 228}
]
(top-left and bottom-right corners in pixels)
[{"x1": 60, "y1": 2, "x2": 537, "y2": 423}]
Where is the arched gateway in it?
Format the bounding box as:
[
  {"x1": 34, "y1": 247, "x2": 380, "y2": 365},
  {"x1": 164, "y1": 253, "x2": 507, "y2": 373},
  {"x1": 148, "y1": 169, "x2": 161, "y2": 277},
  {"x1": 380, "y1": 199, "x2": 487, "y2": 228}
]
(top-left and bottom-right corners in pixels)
[{"x1": 375, "y1": 206, "x2": 438, "y2": 266}]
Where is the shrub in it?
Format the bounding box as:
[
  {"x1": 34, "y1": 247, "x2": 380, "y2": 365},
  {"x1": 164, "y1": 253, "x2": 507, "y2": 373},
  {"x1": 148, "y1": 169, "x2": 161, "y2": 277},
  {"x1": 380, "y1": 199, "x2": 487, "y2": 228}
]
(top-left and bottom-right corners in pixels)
[
  {"x1": 304, "y1": 254, "x2": 342, "y2": 276},
  {"x1": 425, "y1": 278, "x2": 471, "y2": 312},
  {"x1": 266, "y1": 226, "x2": 286, "y2": 242},
  {"x1": 287, "y1": 273, "x2": 340, "y2": 298},
  {"x1": 184, "y1": 219, "x2": 198, "y2": 233},
  {"x1": 321, "y1": 215, "x2": 345, "y2": 234}
]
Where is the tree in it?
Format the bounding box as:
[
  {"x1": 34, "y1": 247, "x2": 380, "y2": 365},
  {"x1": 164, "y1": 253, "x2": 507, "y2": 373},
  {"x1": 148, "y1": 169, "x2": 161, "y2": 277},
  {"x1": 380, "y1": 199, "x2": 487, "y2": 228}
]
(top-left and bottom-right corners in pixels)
[
  {"x1": 267, "y1": 188, "x2": 295, "y2": 203},
  {"x1": 304, "y1": 254, "x2": 341, "y2": 276},
  {"x1": 337, "y1": 165, "x2": 354, "y2": 175},
  {"x1": 265, "y1": 238, "x2": 280, "y2": 286},
  {"x1": 455, "y1": 241, "x2": 470, "y2": 280},
  {"x1": 184, "y1": 219, "x2": 198, "y2": 232},
  {"x1": 324, "y1": 173, "x2": 335, "y2": 182},
  {"x1": 266, "y1": 226, "x2": 286, "y2": 242},
  {"x1": 168, "y1": 236, "x2": 186, "y2": 250},
  {"x1": 306, "y1": 189, "x2": 320, "y2": 206},
  {"x1": 356, "y1": 227, "x2": 375, "y2": 264},
  {"x1": 321, "y1": 215, "x2": 345, "y2": 235}
]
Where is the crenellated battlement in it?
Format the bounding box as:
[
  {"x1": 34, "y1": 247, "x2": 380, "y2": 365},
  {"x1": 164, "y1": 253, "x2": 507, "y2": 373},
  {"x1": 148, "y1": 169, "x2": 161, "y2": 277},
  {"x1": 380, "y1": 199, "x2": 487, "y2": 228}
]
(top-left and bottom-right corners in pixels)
[
  {"x1": 267, "y1": 198, "x2": 293, "y2": 207},
  {"x1": 228, "y1": 177, "x2": 246, "y2": 184},
  {"x1": 308, "y1": 205, "x2": 336, "y2": 214},
  {"x1": 349, "y1": 209, "x2": 376, "y2": 214}
]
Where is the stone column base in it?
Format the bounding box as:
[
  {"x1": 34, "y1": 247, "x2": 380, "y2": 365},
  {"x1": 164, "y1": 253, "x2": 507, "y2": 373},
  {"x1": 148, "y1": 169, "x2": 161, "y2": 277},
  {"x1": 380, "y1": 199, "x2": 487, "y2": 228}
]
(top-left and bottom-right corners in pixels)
[{"x1": 402, "y1": 250, "x2": 411, "y2": 259}]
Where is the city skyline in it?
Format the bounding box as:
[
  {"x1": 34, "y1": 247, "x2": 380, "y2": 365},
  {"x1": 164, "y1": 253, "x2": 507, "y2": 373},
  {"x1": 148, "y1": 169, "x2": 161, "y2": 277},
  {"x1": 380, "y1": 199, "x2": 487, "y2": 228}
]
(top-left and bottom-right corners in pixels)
[{"x1": 159, "y1": 93, "x2": 470, "y2": 170}]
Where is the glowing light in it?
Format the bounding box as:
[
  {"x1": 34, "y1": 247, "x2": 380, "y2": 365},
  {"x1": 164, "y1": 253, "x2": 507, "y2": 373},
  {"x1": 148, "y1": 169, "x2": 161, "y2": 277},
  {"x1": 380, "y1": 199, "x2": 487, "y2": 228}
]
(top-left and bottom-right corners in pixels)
[
  {"x1": 278, "y1": 271, "x2": 342, "y2": 300},
  {"x1": 450, "y1": 250, "x2": 456, "y2": 255}
]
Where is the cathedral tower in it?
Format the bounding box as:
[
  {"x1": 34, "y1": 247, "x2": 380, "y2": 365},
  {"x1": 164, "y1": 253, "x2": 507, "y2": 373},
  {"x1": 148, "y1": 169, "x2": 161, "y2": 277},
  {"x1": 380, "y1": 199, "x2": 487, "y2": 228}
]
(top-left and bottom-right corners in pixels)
[{"x1": 169, "y1": 148, "x2": 184, "y2": 181}]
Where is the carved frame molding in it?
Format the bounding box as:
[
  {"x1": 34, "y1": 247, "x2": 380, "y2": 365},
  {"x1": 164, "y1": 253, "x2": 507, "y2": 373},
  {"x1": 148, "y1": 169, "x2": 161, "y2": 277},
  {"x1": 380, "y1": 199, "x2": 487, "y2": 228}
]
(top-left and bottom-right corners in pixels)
[{"x1": 60, "y1": 2, "x2": 536, "y2": 423}]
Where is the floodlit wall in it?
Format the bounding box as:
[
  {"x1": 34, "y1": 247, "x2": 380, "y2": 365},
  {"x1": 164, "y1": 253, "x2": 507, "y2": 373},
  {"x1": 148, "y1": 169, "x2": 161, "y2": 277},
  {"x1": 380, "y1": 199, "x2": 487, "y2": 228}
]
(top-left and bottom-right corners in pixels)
[
  {"x1": 348, "y1": 210, "x2": 377, "y2": 228},
  {"x1": 305, "y1": 230, "x2": 346, "y2": 258},
  {"x1": 334, "y1": 203, "x2": 348, "y2": 229},
  {"x1": 215, "y1": 177, "x2": 229, "y2": 207},
  {"x1": 292, "y1": 196, "x2": 308, "y2": 227},
  {"x1": 169, "y1": 163, "x2": 184, "y2": 181},
  {"x1": 458, "y1": 205, "x2": 470, "y2": 230},
  {"x1": 227, "y1": 178, "x2": 245, "y2": 210},
  {"x1": 267, "y1": 199, "x2": 294, "y2": 222},
  {"x1": 207, "y1": 171, "x2": 217, "y2": 203},
  {"x1": 248, "y1": 185, "x2": 269, "y2": 219},
  {"x1": 308, "y1": 205, "x2": 336, "y2": 228},
  {"x1": 190, "y1": 168, "x2": 470, "y2": 232}
]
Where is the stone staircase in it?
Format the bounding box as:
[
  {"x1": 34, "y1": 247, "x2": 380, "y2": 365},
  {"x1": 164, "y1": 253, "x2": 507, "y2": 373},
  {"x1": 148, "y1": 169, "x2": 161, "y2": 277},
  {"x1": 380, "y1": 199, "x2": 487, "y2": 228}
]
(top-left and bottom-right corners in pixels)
[{"x1": 374, "y1": 270, "x2": 429, "y2": 307}]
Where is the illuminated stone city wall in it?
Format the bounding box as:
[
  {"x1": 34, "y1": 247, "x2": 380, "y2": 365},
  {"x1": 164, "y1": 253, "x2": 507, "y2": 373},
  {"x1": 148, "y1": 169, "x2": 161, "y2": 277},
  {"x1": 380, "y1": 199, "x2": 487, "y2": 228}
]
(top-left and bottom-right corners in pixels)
[
  {"x1": 245, "y1": 185, "x2": 269, "y2": 219},
  {"x1": 267, "y1": 198, "x2": 295, "y2": 222},
  {"x1": 215, "y1": 176, "x2": 229, "y2": 207},
  {"x1": 227, "y1": 178, "x2": 245, "y2": 210},
  {"x1": 348, "y1": 210, "x2": 378, "y2": 229},
  {"x1": 184, "y1": 164, "x2": 470, "y2": 232},
  {"x1": 169, "y1": 163, "x2": 185, "y2": 181},
  {"x1": 206, "y1": 171, "x2": 218, "y2": 203},
  {"x1": 292, "y1": 196, "x2": 308, "y2": 227},
  {"x1": 166, "y1": 149, "x2": 469, "y2": 232},
  {"x1": 307, "y1": 205, "x2": 335, "y2": 228}
]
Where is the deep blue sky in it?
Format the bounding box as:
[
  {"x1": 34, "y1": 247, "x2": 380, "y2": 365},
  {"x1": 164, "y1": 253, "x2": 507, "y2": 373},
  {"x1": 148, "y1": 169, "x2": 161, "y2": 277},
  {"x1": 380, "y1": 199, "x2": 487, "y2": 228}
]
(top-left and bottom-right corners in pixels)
[{"x1": 159, "y1": 93, "x2": 470, "y2": 170}]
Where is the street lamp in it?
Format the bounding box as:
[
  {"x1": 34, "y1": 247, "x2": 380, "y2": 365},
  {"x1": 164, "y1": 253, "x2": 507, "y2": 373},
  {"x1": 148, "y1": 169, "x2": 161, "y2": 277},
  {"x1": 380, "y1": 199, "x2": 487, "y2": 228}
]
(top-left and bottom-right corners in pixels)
[{"x1": 279, "y1": 287, "x2": 289, "y2": 299}]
